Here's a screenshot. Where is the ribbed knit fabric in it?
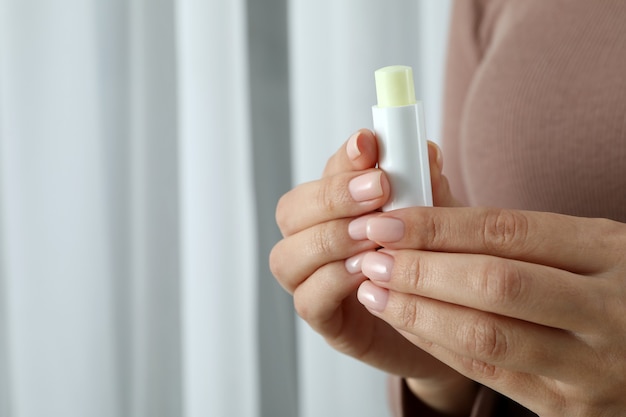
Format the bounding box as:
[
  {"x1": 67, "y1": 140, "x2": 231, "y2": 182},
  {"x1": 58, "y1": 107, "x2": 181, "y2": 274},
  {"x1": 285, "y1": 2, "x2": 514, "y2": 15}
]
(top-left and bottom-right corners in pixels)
[{"x1": 443, "y1": 0, "x2": 626, "y2": 221}]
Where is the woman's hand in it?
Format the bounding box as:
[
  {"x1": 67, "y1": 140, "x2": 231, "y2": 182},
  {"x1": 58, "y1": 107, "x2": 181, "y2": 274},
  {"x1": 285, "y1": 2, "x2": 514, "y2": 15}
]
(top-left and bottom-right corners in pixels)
[
  {"x1": 358, "y1": 206, "x2": 626, "y2": 416},
  {"x1": 270, "y1": 130, "x2": 477, "y2": 415}
]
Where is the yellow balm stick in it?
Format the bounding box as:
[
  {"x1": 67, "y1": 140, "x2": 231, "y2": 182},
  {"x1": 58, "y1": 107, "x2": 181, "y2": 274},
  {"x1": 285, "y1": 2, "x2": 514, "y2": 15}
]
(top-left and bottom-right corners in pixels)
[
  {"x1": 374, "y1": 65, "x2": 417, "y2": 108},
  {"x1": 372, "y1": 65, "x2": 432, "y2": 210}
]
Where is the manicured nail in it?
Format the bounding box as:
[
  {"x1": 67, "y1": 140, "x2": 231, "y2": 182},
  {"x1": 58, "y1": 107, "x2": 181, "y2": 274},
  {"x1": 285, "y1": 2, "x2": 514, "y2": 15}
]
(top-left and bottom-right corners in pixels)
[
  {"x1": 361, "y1": 252, "x2": 394, "y2": 281},
  {"x1": 348, "y1": 214, "x2": 378, "y2": 241},
  {"x1": 357, "y1": 281, "x2": 389, "y2": 312},
  {"x1": 366, "y1": 217, "x2": 405, "y2": 242},
  {"x1": 345, "y1": 252, "x2": 367, "y2": 274},
  {"x1": 349, "y1": 171, "x2": 383, "y2": 202},
  {"x1": 347, "y1": 132, "x2": 362, "y2": 161}
]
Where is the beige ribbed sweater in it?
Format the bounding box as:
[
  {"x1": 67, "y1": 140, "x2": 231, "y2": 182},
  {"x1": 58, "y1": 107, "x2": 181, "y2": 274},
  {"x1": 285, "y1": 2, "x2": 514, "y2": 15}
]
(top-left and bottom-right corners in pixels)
[
  {"x1": 393, "y1": 0, "x2": 626, "y2": 415},
  {"x1": 444, "y1": 0, "x2": 626, "y2": 221}
]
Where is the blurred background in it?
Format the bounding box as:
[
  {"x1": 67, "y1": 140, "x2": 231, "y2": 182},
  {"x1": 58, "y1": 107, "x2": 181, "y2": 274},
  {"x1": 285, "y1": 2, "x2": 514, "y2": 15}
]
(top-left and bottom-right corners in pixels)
[{"x1": 0, "y1": 0, "x2": 451, "y2": 416}]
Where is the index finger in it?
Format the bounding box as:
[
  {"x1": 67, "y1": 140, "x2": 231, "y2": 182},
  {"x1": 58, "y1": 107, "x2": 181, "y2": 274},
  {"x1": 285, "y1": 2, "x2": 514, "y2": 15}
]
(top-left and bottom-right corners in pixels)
[
  {"x1": 322, "y1": 129, "x2": 379, "y2": 178},
  {"x1": 365, "y1": 206, "x2": 619, "y2": 274}
]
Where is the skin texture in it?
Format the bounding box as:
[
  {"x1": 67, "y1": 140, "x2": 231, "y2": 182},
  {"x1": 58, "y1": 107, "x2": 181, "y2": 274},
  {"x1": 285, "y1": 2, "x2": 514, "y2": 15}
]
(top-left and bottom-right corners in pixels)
[
  {"x1": 271, "y1": 129, "x2": 476, "y2": 416},
  {"x1": 271, "y1": 129, "x2": 626, "y2": 416},
  {"x1": 358, "y1": 206, "x2": 626, "y2": 416}
]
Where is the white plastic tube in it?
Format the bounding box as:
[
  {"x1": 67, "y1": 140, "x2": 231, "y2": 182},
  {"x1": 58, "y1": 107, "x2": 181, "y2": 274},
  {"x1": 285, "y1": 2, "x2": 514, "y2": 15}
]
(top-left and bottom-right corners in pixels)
[{"x1": 372, "y1": 65, "x2": 433, "y2": 210}]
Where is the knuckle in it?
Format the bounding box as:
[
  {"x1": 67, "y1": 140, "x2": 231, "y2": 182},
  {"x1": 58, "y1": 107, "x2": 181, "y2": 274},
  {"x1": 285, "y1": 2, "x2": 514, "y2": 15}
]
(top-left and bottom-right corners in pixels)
[
  {"x1": 460, "y1": 316, "x2": 509, "y2": 363},
  {"x1": 274, "y1": 193, "x2": 291, "y2": 235},
  {"x1": 479, "y1": 258, "x2": 524, "y2": 307},
  {"x1": 411, "y1": 209, "x2": 452, "y2": 249},
  {"x1": 317, "y1": 175, "x2": 351, "y2": 215},
  {"x1": 398, "y1": 296, "x2": 421, "y2": 331},
  {"x1": 317, "y1": 179, "x2": 336, "y2": 213},
  {"x1": 591, "y1": 217, "x2": 626, "y2": 257},
  {"x1": 591, "y1": 217, "x2": 621, "y2": 237},
  {"x1": 481, "y1": 208, "x2": 529, "y2": 251},
  {"x1": 268, "y1": 242, "x2": 293, "y2": 291},
  {"x1": 307, "y1": 222, "x2": 339, "y2": 258},
  {"x1": 415, "y1": 337, "x2": 434, "y2": 350},
  {"x1": 268, "y1": 242, "x2": 284, "y2": 278},
  {"x1": 397, "y1": 254, "x2": 425, "y2": 291},
  {"x1": 293, "y1": 294, "x2": 329, "y2": 333},
  {"x1": 293, "y1": 290, "x2": 312, "y2": 322},
  {"x1": 603, "y1": 287, "x2": 626, "y2": 331},
  {"x1": 292, "y1": 274, "x2": 332, "y2": 331},
  {"x1": 460, "y1": 356, "x2": 499, "y2": 380},
  {"x1": 422, "y1": 212, "x2": 443, "y2": 249}
]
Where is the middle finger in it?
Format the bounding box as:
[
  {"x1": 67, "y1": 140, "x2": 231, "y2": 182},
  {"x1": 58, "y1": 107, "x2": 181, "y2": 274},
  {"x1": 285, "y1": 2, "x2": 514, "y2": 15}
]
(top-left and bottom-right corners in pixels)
[
  {"x1": 276, "y1": 169, "x2": 390, "y2": 237},
  {"x1": 361, "y1": 250, "x2": 606, "y2": 333}
]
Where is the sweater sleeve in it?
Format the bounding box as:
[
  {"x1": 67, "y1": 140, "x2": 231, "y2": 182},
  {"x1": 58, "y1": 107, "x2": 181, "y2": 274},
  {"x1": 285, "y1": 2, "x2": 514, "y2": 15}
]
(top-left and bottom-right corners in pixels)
[
  {"x1": 388, "y1": 376, "x2": 537, "y2": 417},
  {"x1": 387, "y1": 376, "x2": 453, "y2": 417}
]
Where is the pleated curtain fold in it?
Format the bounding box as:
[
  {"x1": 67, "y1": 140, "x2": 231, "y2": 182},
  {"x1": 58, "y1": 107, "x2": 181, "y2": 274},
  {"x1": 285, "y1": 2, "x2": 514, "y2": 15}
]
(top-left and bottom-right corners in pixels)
[{"x1": 0, "y1": 1, "x2": 450, "y2": 416}]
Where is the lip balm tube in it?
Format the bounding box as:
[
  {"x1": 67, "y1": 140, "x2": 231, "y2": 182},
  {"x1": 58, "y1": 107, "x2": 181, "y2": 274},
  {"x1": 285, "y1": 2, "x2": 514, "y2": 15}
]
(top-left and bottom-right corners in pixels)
[{"x1": 372, "y1": 65, "x2": 433, "y2": 211}]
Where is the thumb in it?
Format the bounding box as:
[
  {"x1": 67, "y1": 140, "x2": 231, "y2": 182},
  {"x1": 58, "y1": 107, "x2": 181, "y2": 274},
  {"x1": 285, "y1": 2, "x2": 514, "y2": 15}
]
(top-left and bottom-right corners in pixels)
[
  {"x1": 322, "y1": 129, "x2": 379, "y2": 178},
  {"x1": 428, "y1": 141, "x2": 462, "y2": 207}
]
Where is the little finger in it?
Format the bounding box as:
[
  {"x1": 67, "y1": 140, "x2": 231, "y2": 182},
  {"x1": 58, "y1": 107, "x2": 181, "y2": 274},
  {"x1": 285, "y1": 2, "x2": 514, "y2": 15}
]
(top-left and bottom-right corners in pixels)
[
  {"x1": 270, "y1": 217, "x2": 378, "y2": 293},
  {"x1": 362, "y1": 250, "x2": 604, "y2": 333}
]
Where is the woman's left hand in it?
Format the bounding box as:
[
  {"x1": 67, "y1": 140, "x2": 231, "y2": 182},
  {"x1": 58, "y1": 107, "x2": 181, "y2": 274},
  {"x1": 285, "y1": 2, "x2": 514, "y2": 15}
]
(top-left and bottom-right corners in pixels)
[{"x1": 357, "y1": 207, "x2": 626, "y2": 417}]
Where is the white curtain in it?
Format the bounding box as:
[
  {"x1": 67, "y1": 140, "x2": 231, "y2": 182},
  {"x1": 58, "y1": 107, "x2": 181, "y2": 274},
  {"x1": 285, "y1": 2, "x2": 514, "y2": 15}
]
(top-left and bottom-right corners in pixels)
[{"x1": 0, "y1": 1, "x2": 450, "y2": 416}]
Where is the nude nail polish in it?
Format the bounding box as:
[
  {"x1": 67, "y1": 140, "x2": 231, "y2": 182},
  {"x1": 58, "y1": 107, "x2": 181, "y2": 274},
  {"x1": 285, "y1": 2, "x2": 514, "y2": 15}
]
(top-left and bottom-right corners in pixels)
[
  {"x1": 347, "y1": 132, "x2": 362, "y2": 160},
  {"x1": 357, "y1": 281, "x2": 389, "y2": 312},
  {"x1": 348, "y1": 214, "x2": 378, "y2": 241},
  {"x1": 361, "y1": 251, "x2": 394, "y2": 281},
  {"x1": 366, "y1": 217, "x2": 405, "y2": 242},
  {"x1": 345, "y1": 252, "x2": 366, "y2": 274},
  {"x1": 349, "y1": 171, "x2": 383, "y2": 202}
]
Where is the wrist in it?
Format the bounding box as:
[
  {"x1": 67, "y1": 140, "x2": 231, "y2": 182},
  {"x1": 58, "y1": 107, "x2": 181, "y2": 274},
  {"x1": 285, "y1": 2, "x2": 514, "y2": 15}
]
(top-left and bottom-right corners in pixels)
[{"x1": 405, "y1": 376, "x2": 479, "y2": 417}]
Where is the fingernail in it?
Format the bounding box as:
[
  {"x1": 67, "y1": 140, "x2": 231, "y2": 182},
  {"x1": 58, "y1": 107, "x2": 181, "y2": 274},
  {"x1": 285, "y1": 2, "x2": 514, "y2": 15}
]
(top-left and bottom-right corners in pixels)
[
  {"x1": 348, "y1": 214, "x2": 378, "y2": 240},
  {"x1": 361, "y1": 252, "x2": 394, "y2": 281},
  {"x1": 349, "y1": 171, "x2": 383, "y2": 202},
  {"x1": 345, "y1": 252, "x2": 367, "y2": 274},
  {"x1": 347, "y1": 132, "x2": 362, "y2": 161},
  {"x1": 366, "y1": 217, "x2": 405, "y2": 242},
  {"x1": 357, "y1": 281, "x2": 389, "y2": 312},
  {"x1": 429, "y1": 141, "x2": 443, "y2": 171}
]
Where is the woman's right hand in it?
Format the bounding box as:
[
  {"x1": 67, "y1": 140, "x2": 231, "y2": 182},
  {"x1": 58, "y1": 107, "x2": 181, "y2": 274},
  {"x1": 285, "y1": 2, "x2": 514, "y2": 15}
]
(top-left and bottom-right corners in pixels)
[{"x1": 270, "y1": 129, "x2": 474, "y2": 415}]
